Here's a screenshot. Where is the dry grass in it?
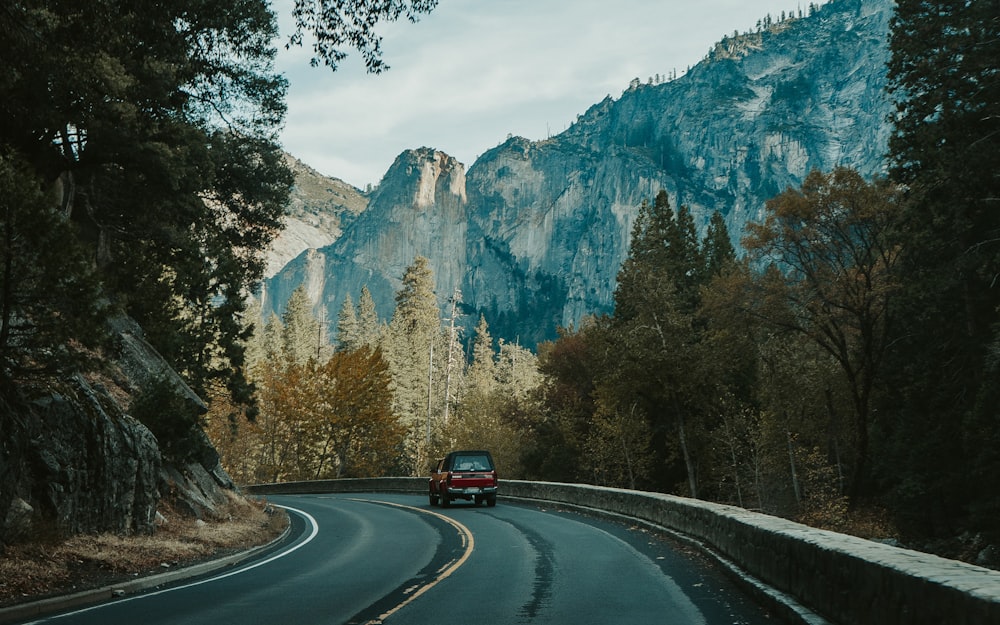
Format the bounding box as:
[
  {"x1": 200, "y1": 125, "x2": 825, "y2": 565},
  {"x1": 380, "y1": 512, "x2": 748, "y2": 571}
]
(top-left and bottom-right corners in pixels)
[{"x1": 0, "y1": 492, "x2": 287, "y2": 607}]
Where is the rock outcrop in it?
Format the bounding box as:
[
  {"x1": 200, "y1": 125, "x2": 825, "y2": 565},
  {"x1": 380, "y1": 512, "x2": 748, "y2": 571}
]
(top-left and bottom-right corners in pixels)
[
  {"x1": 0, "y1": 317, "x2": 238, "y2": 545},
  {"x1": 0, "y1": 378, "x2": 161, "y2": 541}
]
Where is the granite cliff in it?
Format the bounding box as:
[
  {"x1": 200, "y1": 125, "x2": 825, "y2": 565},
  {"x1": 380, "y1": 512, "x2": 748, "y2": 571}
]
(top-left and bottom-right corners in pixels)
[
  {"x1": 264, "y1": 154, "x2": 368, "y2": 278},
  {"x1": 263, "y1": 0, "x2": 894, "y2": 347},
  {"x1": 0, "y1": 317, "x2": 239, "y2": 544}
]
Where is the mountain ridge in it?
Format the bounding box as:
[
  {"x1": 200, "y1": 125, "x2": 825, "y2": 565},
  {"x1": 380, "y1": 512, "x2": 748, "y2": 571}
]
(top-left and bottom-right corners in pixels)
[
  {"x1": 264, "y1": 154, "x2": 369, "y2": 278},
  {"x1": 263, "y1": 0, "x2": 894, "y2": 347}
]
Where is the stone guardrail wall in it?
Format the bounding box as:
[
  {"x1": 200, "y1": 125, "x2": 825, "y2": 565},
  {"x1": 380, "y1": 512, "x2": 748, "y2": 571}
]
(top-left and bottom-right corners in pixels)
[{"x1": 244, "y1": 478, "x2": 1000, "y2": 625}]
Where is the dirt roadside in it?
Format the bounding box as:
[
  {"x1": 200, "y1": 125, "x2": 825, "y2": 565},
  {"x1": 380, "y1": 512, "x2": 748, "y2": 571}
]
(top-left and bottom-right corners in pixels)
[{"x1": 0, "y1": 492, "x2": 288, "y2": 609}]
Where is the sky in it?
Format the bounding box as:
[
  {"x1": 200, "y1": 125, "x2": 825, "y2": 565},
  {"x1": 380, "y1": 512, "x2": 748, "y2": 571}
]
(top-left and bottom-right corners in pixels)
[{"x1": 275, "y1": 0, "x2": 817, "y2": 190}]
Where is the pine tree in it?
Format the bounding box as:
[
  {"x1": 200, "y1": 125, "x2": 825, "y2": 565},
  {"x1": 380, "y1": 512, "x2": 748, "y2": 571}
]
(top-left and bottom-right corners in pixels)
[
  {"x1": 0, "y1": 0, "x2": 293, "y2": 406},
  {"x1": 668, "y1": 202, "x2": 705, "y2": 312},
  {"x1": 614, "y1": 193, "x2": 669, "y2": 322},
  {"x1": 263, "y1": 314, "x2": 285, "y2": 363},
  {"x1": 0, "y1": 151, "x2": 105, "y2": 382},
  {"x1": 385, "y1": 256, "x2": 441, "y2": 466},
  {"x1": 444, "y1": 316, "x2": 540, "y2": 479},
  {"x1": 884, "y1": 0, "x2": 1000, "y2": 534},
  {"x1": 466, "y1": 315, "x2": 496, "y2": 396},
  {"x1": 614, "y1": 190, "x2": 704, "y2": 321},
  {"x1": 357, "y1": 286, "x2": 381, "y2": 348},
  {"x1": 610, "y1": 189, "x2": 711, "y2": 496},
  {"x1": 702, "y1": 211, "x2": 736, "y2": 279},
  {"x1": 393, "y1": 257, "x2": 438, "y2": 335},
  {"x1": 888, "y1": 0, "x2": 1000, "y2": 346},
  {"x1": 282, "y1": 286, "x2": 320, "y2": 364},
  {"x1": 440, "y1": 289, "x2": 464, "y2": 424},
  {"x1": 336, "y1": 294, "x2": 359, "y2": 352}
]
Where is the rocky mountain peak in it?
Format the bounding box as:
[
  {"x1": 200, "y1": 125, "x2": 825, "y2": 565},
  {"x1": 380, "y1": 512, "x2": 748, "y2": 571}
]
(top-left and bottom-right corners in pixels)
[
  {"x1": 264, "y1": 0, "x2": 896, "y2": 348},
  {"x1": 260, "y1": 147, "x2": 472, "y2": 331},
  {"x1": 370, "y1": 147, "x2": 467, "y2": 212},
  {"x1": 264, "y1": 154, "x2": 369, "y2": 278}
]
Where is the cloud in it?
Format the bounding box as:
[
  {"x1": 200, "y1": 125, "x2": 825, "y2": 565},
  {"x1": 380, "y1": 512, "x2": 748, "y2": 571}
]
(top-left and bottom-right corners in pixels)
[{"x1": 276, "y1": 0, "x2": 817, "y2": 188}]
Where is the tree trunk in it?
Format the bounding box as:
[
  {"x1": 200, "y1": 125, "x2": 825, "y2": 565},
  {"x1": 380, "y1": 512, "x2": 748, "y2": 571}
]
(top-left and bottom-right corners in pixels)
[
  {"x1": 824, "y1": 388, "x2": 847, "y2": 495},
  {"x1": 730, "y1": 437, "x2": 744, "y2": 508},
  {"x1": 58, "y1": 170, "x2": 75, "y2": 219},
  {"x1": 0, "y1": 206, "x2": 12, "y2": 354},
  {"x1": 848, "y1": 404, "x2": 869, "y2": 506},
  {"x1": 621, "y1": 430, "x2": 635, "y2": 489},
  {"x1": 753, "y1": 448, "x2": 765, "y2": 511},
  {"x1": 678, "y1": 414, "x2": 698, "y2": 499},
  {"x1": 787, "y1": 429, "x2": 801, "y2": 504},
  {"x1": 621, "y1": 404, "x2": 638, "y2": 489}
]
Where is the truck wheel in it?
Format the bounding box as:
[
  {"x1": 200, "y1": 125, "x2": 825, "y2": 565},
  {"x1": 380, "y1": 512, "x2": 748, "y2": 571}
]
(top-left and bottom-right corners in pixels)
[
  {"x1": 429, "y1": 492, "x2": 438, "y2": 506},
  {"x1": 487, "y1": 495, "x2": 497, "y2": 507},
  {"x1": 440, "y1": 492, "x2": 450, "y2": 508}
]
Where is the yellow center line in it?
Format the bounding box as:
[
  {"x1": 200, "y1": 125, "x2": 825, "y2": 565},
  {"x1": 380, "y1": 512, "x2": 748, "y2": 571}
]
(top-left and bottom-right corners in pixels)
[{"x1": 346, "y1": 498, "x2": 475, "y2": 624}]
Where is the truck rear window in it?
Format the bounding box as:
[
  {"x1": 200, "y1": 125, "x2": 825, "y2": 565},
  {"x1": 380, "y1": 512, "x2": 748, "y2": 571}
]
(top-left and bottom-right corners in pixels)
[{"x1": 452, "y1": 455, "x2": 493, "y2": 471}]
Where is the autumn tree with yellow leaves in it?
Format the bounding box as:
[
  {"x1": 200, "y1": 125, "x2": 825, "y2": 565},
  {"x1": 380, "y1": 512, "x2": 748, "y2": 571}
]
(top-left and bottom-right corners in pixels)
[{"x1": 207, "y1": 290, "x2": 403, "y2": 483}]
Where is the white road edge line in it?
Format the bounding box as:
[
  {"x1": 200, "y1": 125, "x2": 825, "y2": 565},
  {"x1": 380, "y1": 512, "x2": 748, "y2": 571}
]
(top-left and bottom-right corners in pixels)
[{"x1": 27, "y1": 505, "x2": 319, "y2": 623}]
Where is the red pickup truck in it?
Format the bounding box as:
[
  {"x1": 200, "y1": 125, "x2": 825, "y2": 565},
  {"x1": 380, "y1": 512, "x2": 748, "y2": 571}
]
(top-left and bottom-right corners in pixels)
[{"x1": 429, "y1": 450, "x2": 498, "y2": 507}]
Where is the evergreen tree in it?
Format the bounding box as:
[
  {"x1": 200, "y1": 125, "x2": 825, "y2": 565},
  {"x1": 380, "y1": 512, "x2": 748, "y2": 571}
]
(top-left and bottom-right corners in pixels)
[
  {"x1": 496, "y1": 339, "x2": 542, "y2": 400},
  {"x1": 438, "y1": 289, "x2": 464, "y2": 425},
  {"x1": 614, "y1": 193, "x2": 669, "y2": 321},
  {"x1": 393, "y1": 257, "x2": 438, "y2": 335},
  {"x1": 385, "y1": 256, "x2": 441, "y2": 467},
  {"x1": 0, "y1": 150, "x2": 105, "y2": 382},
  {"x1": 0, "y1": 0, "x2": 443, "y2": 408},
  {"x1": 357, "y1": 285, "x2": 381, "y2": 348},
  {"x1": 448, "y1": 314, "x2": 496, "y2": 450},
  {"x1": 444, "y1": 315, "x2": 540, "y2": 480},
  {"x1": 884, "y1": 0, "x2": 1000, "y2": 536},
  {"x1": 614, "y1": 190, "x2": 703, "y2": 320},
  {"x1": 702, "y1": 211, "x2": 737, "y2": 279},
  {"x1": 0, "y1": 0, "x2": 294, "y2": 411},
  {"x1": 609, "y1": 189, "x2": 711, "y2": 496},
  {"x1": 262, "y1": 313, "x2": 285, "y2": 364},
  {"x1": 336, "y1": 294, "x2": 359, "y2": 352},
  {"x1": 466, "y1": 314, "x2": 497, "y2": 396},
  {"x1": 670, "y1": 203, "x2": 705, "y2": 310},
  {"x1": 282, "y1": 285, "x2": 320, "y2": 364}
]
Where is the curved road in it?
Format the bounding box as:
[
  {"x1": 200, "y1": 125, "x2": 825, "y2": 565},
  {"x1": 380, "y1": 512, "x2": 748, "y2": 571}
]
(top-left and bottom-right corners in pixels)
[{"x1": 25, "y1": 494, "x2": 776, "y2": 624}]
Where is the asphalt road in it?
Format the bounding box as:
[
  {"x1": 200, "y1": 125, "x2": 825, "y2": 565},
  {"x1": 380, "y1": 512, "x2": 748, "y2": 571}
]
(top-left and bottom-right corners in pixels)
[{"x1": 24, "y1": 494, "x2": 778, "y2": 624}]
